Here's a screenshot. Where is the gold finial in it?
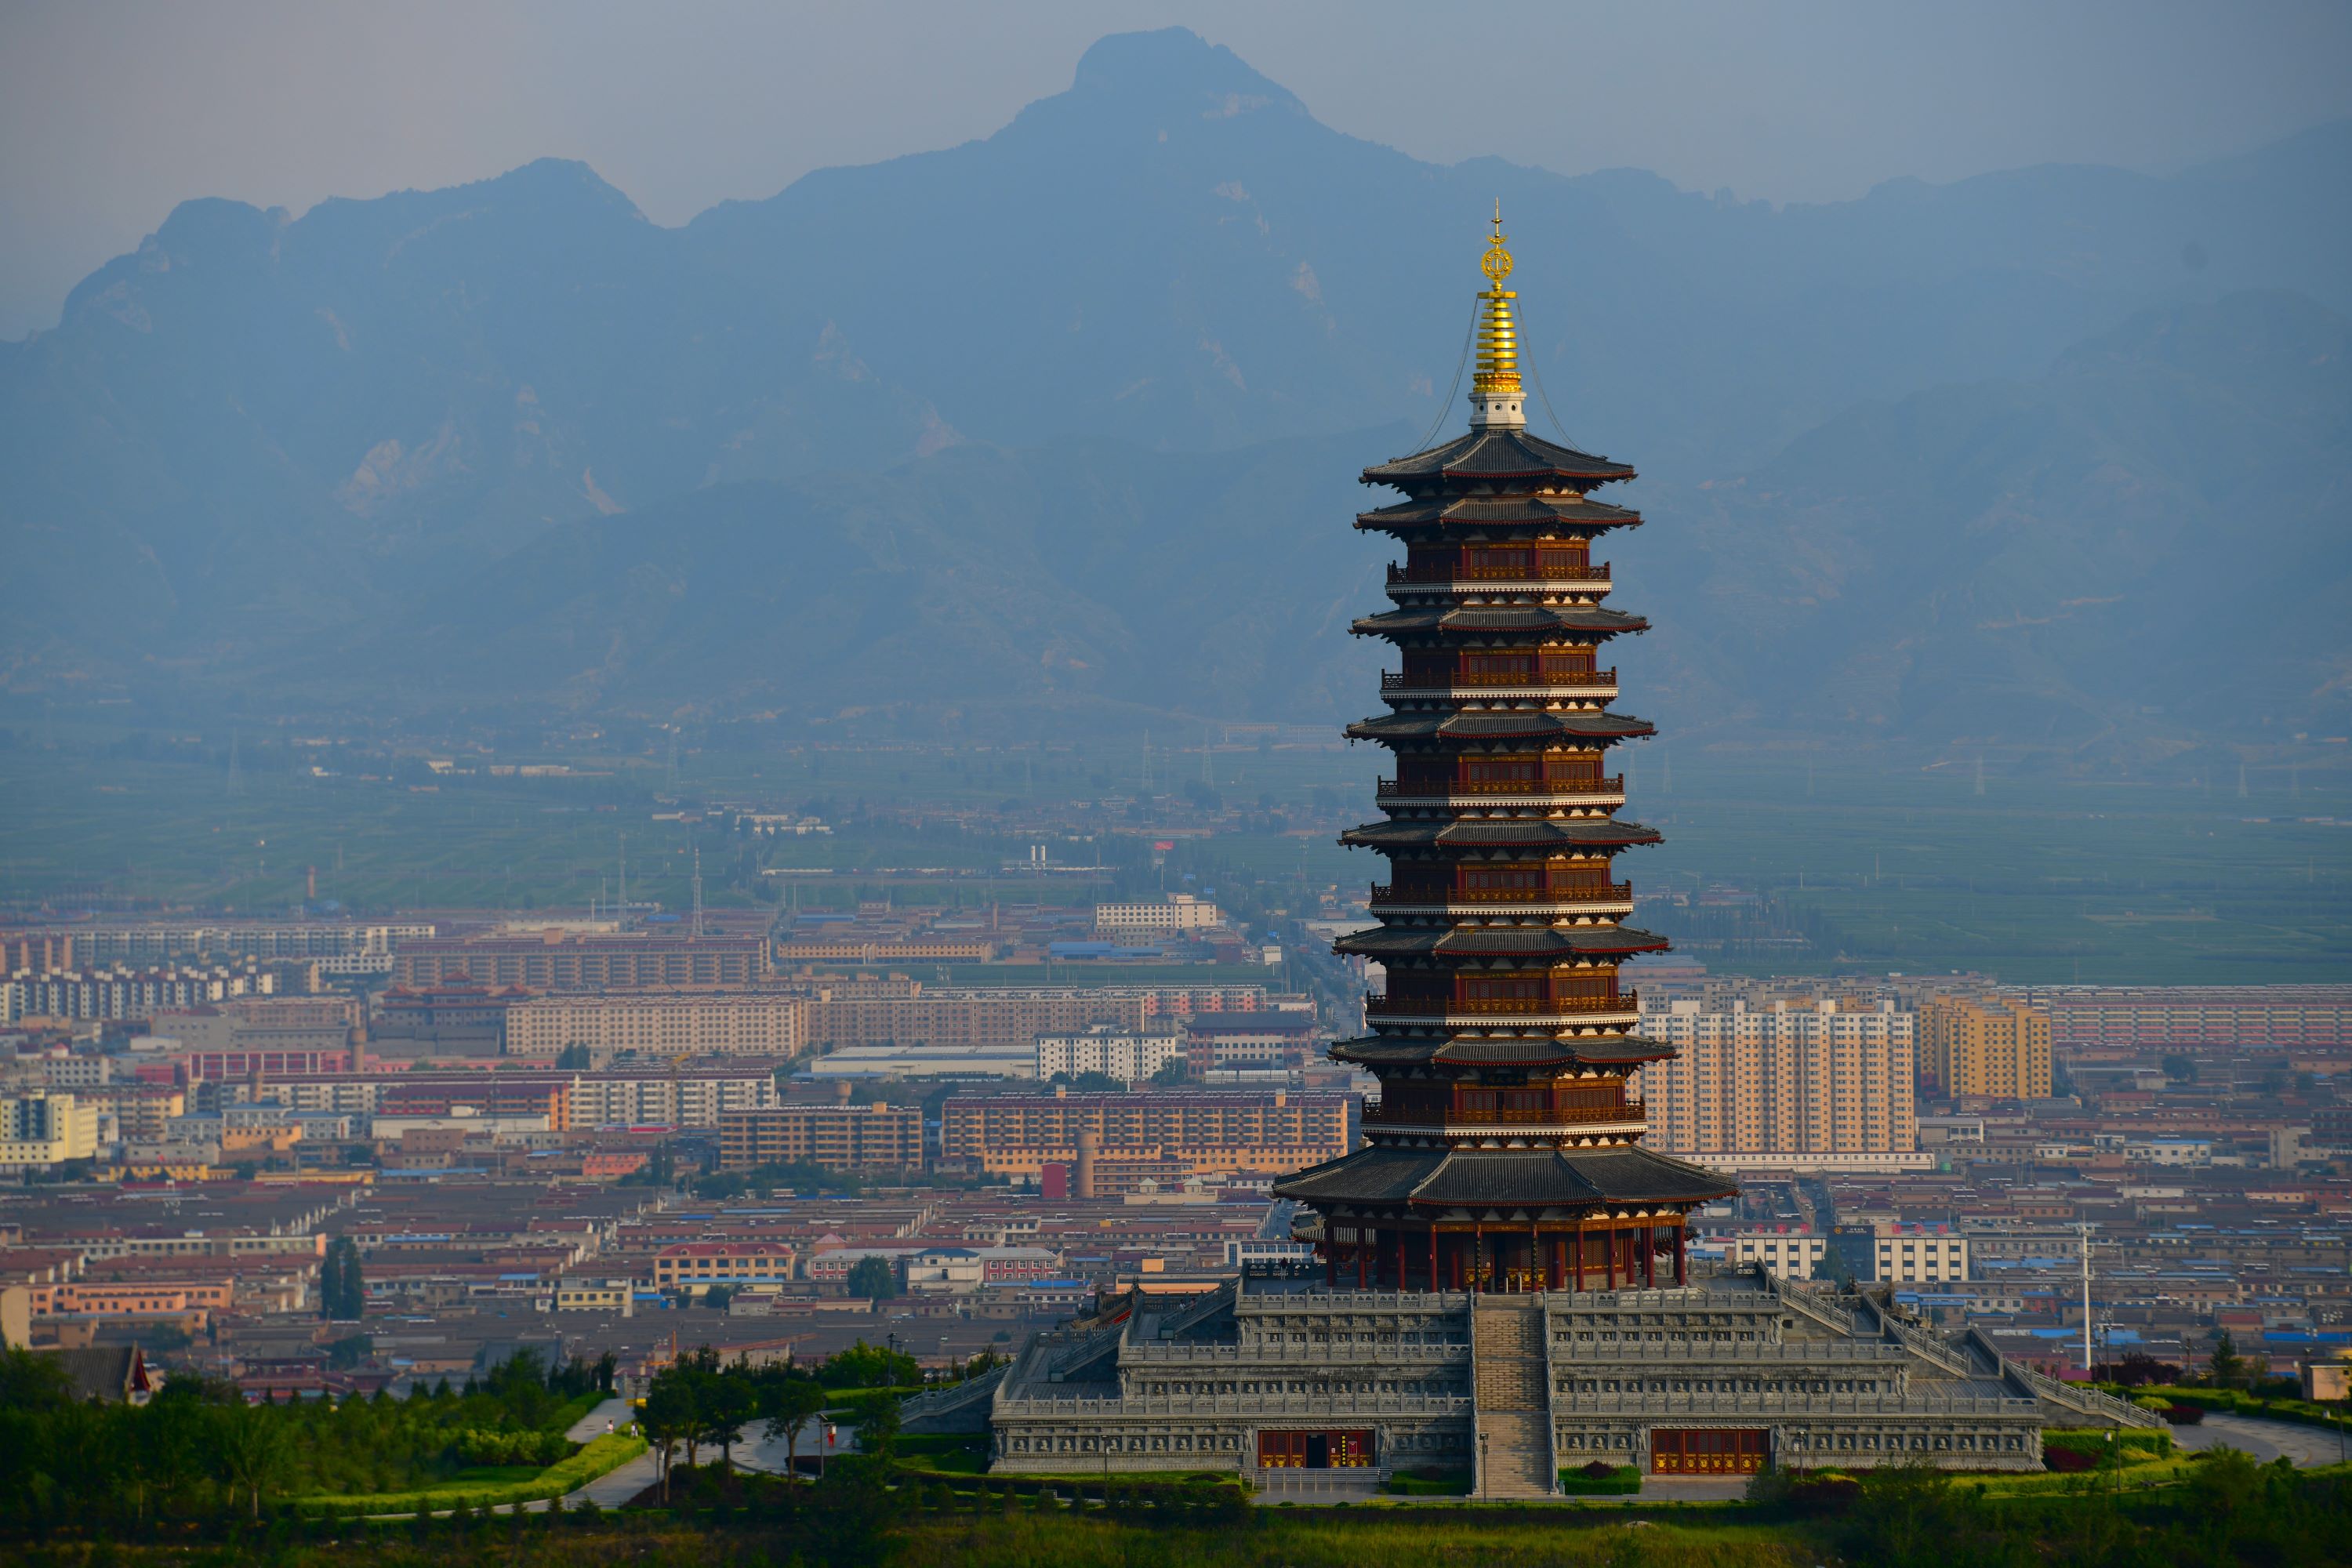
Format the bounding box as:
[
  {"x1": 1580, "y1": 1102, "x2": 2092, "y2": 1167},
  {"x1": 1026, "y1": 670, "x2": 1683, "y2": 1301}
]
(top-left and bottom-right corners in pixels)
[
  {"x1": 1472, "y1": 201, "x2": 1521, "y2": 403},
  {"x1": 1483, "y1": 201, "x2": 1513, "y2": 286}
]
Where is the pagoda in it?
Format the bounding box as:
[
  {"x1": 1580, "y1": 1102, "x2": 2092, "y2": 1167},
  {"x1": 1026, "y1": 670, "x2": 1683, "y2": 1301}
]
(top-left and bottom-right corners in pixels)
[{"x1": 1276, "y1": 213, "x2": 1735, "y2": 1294}]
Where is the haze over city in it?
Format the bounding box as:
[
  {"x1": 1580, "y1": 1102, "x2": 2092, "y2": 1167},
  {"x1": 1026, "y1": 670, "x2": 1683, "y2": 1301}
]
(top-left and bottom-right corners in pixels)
[{"x1": 0, "y1": 5, "x2": 2348, "y2": 1560}]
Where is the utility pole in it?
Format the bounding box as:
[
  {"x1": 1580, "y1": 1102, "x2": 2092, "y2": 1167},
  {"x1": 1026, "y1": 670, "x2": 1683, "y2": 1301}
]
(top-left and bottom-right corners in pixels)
[
  {"x1": 691, "y1": 847, "x2": 704, "y2": 938},
  {"x1": 618, "y1": 835, "x2": 629, "y2": 933},
  {"x1": 2079, "y1": 1221, "x2": 2094, "y2": 1377}
]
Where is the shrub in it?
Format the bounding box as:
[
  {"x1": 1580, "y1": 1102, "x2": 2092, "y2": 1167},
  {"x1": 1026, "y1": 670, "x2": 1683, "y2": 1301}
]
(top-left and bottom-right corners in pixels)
[
  {"x1": 2044, "y1": 1447, "x2": 2096, "y2": 1473},
  {"x1": 2163, "y1": 1403, "x2": 2205, "y2": 1425}
]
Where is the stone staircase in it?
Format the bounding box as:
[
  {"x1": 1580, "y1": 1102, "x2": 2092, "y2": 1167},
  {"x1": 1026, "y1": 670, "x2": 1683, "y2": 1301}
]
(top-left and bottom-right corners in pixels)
[{"x1": 1472, "y1": 1298, "x2": 1555, "y2": 1499}]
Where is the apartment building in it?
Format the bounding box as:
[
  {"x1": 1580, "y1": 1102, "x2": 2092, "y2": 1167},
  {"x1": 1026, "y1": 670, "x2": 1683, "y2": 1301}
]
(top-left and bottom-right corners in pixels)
[
  {"x1": 503, "y1": 993, "x2": 808, "y2": 1058},
  {"x1": 718, "y1": 1102, "x2": 924, "y2": 1173},
  {"x1": 391, "y1": 932, "x2": 771, "y2": 989},
  {"x1": 1093, "y1": 895, "x2": 1224, "y2": 937},
  {"x1": 1919, "y1": 996, "x2": 2053, "y2": 1100},
  {"x1": 0, "y1": 1092, "x2": 101, "y2": 1170},
  {"x1": 1639, "y1": 998, "x2": 1925, "y2": 1172},
  {"x1": 802, "y1": 982, "x2": 1146, "y2": 1051},
  {"x1": 652, "y1": 1241, "x2": 797, "y2": 1292},
  {"x1": 1874, "y1": 1225, "x2": 1971, "y2": 1283},
  {"x1": 937, "y1": 1090, "x2": 1350, "y2": 1180},
  {"x1": 1035, "y1": 1026, "x2": 1185, "y2": 1083},
  {"x1": 1726, "y1": 1232, "x2": 1831, "y2": 1280}
]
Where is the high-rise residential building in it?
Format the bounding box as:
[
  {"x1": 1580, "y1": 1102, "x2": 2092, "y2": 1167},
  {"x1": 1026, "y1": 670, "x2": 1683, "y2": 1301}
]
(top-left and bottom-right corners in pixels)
[
  {"x1": 1919, "y1": 996, "x2": 2053, "y2": 1101},
  {"x1": 1639, "y1": 998, "x2": 1925, "y2": 1172}
]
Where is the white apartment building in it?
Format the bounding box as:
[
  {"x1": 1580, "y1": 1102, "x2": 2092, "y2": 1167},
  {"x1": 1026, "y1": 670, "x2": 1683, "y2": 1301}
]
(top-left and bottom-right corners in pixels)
[
  {"x1": 569, "y1": 1069, "x2": 779, "y2": 1128},
  {"x1": 1875, "y1": 1226, "x2": 1970, "y2": 1283},
  {"x1": 1726, "y1": 1232, "x2": 1831, "y2": 1280},
  {"x1": 1093, "y1": 895, "x2": 1223, "y2": 938},
  {"x1": 1639, "y1": 998, "x2": 1926, "y2": 1172},
  {"x1": 808, "y1": 1041, "x2": 1038, "y2": 1080},
  {"x1": 1035, "y1": 1026, "x2": 1184, "y2": 1083}
]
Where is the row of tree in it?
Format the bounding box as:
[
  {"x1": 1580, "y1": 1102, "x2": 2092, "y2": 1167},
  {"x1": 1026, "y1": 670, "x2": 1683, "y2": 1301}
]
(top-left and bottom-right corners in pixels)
[
  {"x1": 0, "y1": 1344, "x2": 613, "y2": 1529},
  {"x1": 634, "y1": 1341, "x2": 946, "y2": 1499}
]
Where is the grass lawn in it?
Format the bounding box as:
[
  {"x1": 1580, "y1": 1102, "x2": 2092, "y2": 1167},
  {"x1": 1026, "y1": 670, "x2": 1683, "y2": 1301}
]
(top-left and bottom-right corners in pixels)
[
  {"x1": 296, "y1": 1432, "x2": 647, "y2": 1515},
  {"x1": 899, "y1": 1512, "x2": 1816, "y2": 1566}
]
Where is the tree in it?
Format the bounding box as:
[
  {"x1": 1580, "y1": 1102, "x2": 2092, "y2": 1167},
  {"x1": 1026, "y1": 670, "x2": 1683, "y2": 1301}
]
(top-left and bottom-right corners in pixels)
[
  {"x1": 556, "y1": 1043, "x2": 592, "y2": 1069},
  {"x1": 2209, "y1": 1330, "x2": 2246, "y2": 1388},
  {"x1": 760, "y1": 1374, "x2": 828, "y2": 1483},
  {"x1": 855, "y1": 1393, "x2": 900, "y2": 1461},
  {"x1": 844, "y1": 1257, "x2": 897, "y2": 1301},
  {"x1": 320, "y1": 1236, "x2": 365, "y2": 1321},
  {"x1": 640, "y1": 1375, "x2": 697, "y2": 1501},
  {"x1": 1148, "y1": 1058, "x2": 1190, "y2": 1088},
  {"x1": 703, "y1": 1284, "x2": 735, "y2": 1312},
  {"x1": 2162, "y1": 1053, "x2": 2198, "y2": 1084},
  {"x1": 702, "y1": 1368, "x2": 757, "y2": 1472},
  {"x1": 213, "y1": 1403, "x2": 286, "y2": 1520}
]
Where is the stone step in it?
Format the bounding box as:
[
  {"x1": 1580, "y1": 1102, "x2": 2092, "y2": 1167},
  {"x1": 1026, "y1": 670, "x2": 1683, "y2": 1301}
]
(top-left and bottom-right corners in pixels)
[{"x1": 1475, "y1": 1410, "x2": 1554, "y2": 1499}]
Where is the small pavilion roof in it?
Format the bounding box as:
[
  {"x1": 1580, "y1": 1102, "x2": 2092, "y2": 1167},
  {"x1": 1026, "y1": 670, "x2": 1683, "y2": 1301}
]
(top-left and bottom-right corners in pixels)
[
  {"x1": 1357, "y1": 494, "x2": 1642, "y2": 532},
  {"x1": 1334, "y1": 924, "x2": 1670, "y2": 961},
  {"x1": 1363, "y1": 428, "x2": 1635, "y2": 487},
  {"x1": 1346, "y1": 710, "x2": 1655, "y2": 744},
  {"x1": 1352, "y1": 604, "x2": 1648, "y2": 638},
  {"x1": 1274, "y1": 1143, "x2": 1734, "y2": 1210},
  {"x1": 1340, "y1": 818, "x2": 1661, "y2": 851}
]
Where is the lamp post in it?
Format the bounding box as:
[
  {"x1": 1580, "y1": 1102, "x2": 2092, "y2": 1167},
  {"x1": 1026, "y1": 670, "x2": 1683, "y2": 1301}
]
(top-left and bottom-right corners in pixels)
[{"x1": 1478, "y1": 1428, "x2": 1489, "y2": 1500}]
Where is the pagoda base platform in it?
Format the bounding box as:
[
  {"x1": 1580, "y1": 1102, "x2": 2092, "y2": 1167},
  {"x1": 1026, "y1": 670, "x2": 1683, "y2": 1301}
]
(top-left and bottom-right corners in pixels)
[{"x1": 916, "y1": 1268, "x2": 2142, "y2": 1477}]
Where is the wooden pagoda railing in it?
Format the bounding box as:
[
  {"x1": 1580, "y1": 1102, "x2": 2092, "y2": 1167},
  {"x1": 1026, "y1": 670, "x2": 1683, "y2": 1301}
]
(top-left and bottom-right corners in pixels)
[
  {"x1": 1364, "y1": 990, "x2": 1639, "y2": 1018},
  {"x1": 1388, "y1": 561, "x2": 1610, "y2": 584},
  {"x1": 1362, "y1": 1098, "x2": 1645, "y2": 1129},
  {"x1": 1376, "y1": 775, "x2": 1624, "y2": 799},
  {"x1": 1368, "y1": 882, "x2": 1634, "y2": 905},
  {"x1": 1381, "y1": 668, "x2": 1616, "y2": 691}
]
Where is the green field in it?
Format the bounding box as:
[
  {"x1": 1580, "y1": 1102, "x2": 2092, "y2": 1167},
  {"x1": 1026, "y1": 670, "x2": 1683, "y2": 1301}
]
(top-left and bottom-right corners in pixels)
[{"x1": 2, "y1": 737, "x2": 2345, "y2": 985}]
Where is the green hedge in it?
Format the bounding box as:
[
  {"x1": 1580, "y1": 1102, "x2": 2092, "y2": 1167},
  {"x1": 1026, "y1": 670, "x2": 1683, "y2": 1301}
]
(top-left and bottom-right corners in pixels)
[
  {"x1": 1385, "y1": 1470, "x2": 1472, "y2": 1496},
  {"x1": 2140, "y1": 1385, "x2": 2352, "y2": 1435},
  {"x1": 1558, "y1": 1465, "x2": 1642, "y2": 1495},
  {"x1": 2045, "y1": 1426, "x2": 2174, "y2": 1461},
  {"x1": 296, "y1": 1432, "x2": 646, "y2": 1516}
]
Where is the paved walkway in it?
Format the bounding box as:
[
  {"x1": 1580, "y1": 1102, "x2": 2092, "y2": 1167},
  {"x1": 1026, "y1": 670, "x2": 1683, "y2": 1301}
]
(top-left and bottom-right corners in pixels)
[
  {"x1": 2173, "y1": 1412, "x2": 2348, "y2": 1468},
  {"x1": 565, "y1": 1396, "x2": 634, "y2": 1443},
  {"x1": 1639, "y1": 1475, "x2": 1748, "y2": 1501}
]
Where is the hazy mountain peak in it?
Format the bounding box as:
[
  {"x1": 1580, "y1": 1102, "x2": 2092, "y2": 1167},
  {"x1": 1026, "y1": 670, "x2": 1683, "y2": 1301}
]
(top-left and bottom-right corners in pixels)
[{"x1": 1067, "y1": 27, "x2": 1304, "y2": 119}]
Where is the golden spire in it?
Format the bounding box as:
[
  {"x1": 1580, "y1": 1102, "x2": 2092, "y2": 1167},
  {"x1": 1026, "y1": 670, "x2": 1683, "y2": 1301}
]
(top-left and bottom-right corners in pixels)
[{"x1": 1469, "y1": 201, "x2": 1524, "y2": 428}]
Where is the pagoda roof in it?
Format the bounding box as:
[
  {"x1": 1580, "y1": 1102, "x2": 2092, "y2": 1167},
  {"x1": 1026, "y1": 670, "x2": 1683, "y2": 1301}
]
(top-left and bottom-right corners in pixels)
[
  {"x1": 1362, "y1": 429, "x2": 1635, "y2": 487},
  {"x1": 1334, "y1": 924, "x2": 1670, "y2": 961},
  {"x1": 1346, "y1": 710, "x2": 1656, "y2": 744},
  {"x1": 1329, "y1": 1030, "x2": 1676, "y2": 1069},
  {"x1": 1340, "y1": 818, "x2": 1661, "y2": 851},
  {"x1": 1352, "y1": 604, "x2": 1648, "y2": 637},
  {"x1": 1357, "y1": 494, "x2": 1642, "y2": 532},
  {"x1": 1274, "y1": 1142, "x2": 1734, "y2": 1210}
]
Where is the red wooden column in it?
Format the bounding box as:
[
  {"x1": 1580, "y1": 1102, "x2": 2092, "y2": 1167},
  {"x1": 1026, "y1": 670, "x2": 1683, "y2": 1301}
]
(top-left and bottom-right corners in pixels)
[
  {"x1": 1356, "y1": 1231, "x2": 1370, "y2": 1288},
  {"x1": 1673, "y1": 1223, "x2": 1687, "y2": 1286},
  {"x1": 1326, "y1": 1236, "x2": 1338, "y2": 1287},
  {"x1": 1396, "y1": 1226, "x2": 1409, "y2": 1290},
  {"x1": 1471, "y1": 1226, "x2": 1484, "y2": 1294},
  {"x1": 1604, "y1": 1227, "x2": 1618, "y2": 1289},
  {"x1": 1642, "y1": 1224, "x2": 1655, "y2": 1287},
  {"x1": 1573, "y1": 1226, "x2": 1586, "y2": 1292},
  {"x1": 1428, "y1": 1228, "x2": 1439, "y2": 1292},
  {"x1": 1530, "y1": 1220, "x2": 1542, "y2": 1293}
]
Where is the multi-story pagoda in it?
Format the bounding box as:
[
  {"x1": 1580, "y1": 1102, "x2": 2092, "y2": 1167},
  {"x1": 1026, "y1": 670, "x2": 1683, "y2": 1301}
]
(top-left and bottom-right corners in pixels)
[
  {"x1": 1275, "y1": 214, "x2": 1736, "y2": 1293},
  {"x1": 916, "y1": 216, "x2": 2135, "y2": 1495}
]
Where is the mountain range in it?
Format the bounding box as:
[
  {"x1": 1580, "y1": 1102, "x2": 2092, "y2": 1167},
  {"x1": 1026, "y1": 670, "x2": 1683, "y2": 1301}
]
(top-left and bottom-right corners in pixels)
[{"x1": 2, "y1": 27, "x2": 2346, "y2": 753}]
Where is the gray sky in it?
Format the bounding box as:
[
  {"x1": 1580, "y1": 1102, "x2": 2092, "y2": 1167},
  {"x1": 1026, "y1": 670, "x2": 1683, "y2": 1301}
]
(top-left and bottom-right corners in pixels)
[{"x1": 2, "y1": 0, "x2": 2347, "y2": 339}]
